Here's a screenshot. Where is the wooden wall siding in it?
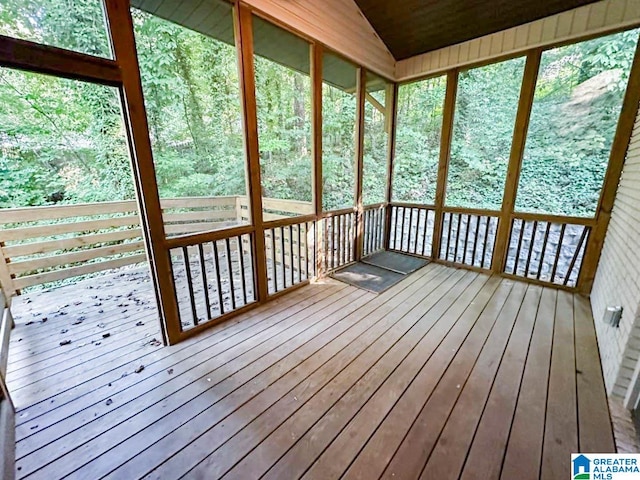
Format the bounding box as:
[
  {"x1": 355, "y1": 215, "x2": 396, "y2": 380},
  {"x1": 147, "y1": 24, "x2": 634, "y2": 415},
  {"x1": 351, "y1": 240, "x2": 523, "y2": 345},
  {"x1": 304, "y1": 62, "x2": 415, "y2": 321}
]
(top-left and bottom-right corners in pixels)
[
  {"x1": 396, "y1": 0, "x2": 640, "y2": 81},
  {"x1": 591, "y1": 100, "x2": 640, "y2": 402},
  {"x1": 239, "y1": 0, "x2": 395, "y2": 79}
]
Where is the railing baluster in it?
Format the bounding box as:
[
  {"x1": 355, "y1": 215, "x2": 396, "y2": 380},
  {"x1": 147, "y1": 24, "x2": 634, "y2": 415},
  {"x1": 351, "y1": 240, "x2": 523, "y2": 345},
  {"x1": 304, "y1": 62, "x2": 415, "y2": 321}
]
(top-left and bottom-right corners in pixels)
[
  {"x1": 197, "y1": 243, "x2": 211, "y2": 318},
  {"x1": 371, "y1": 210, "x2": 376, "y2": 252},
  {"x1": 313, "y1": 220, "x2": 317, "y2": 277},
  {"x1": 524, "y1": 221, "x2": 537, "y2": 278},
  {"x1": 407, "y1": 207, "x2": 414, "y2": 253},
  {"x1": 390, "y1": 207, "x2": 397, "y2": 249},
  {"x1": 236, "y1": 236, "x2": 248, "y2": 306},
  {"x1": 213, "y1": 240, "x2": 224, "y2": 314},
  {"x1": 550, "y1": 223, "x2": 566, "y2": 284},
  {"x1": 480, "y1": 216, "x2": 490, "y2": 268},
  {"x1": 454, "y1": 213, "x2": 463, "y2": 263},
  {"x1": 536, "y1": 222, "x2": 552, "y2": 281},
  {"x1": 399, "y1": 206, "x2": 406, "y2": 252},
  {"x1": 374, "y1": 209, "x2": 379, "y2": 252},
  {"x1": 288, "y1": 225, "x2": 294, "y2": 287},
  {"x1": 414, "y1": 208, "x2": 420, "y2": 252},
  {"x1": 362, "y1": 210, "x2": 371, "y2": 257},
  {"x1": 379, "y1": 208, "x2": 384, "y2": 251},
  {"x1": 462, "y1": 214, "x2": 472, "y2": 265},
  {"x1": 444, "y1": 213, "x2": 452, "y2": 261},
  {"x1": 370, "y1": 210, "x2": 375, "y2": 254},
  {"x1": 182, "y1": 246, "x2": 199, "y2": 326},
  {"x1": 513, "y1": 219, "x2": 526, "y2": 275},
  {"x1": 297, "y1": 224, "x2": 302, "y2": 283},
  {"x1": 471, "y1": 215, "x2": 480, "y2": 267},
  {"x1": 349, "y1": 214, "x2": 354, "y2": 262},
  {"x1": 335, "y1": 215, "x2": 340, "y2": 269},
  {"x1": 323, "y1": 216, "x2": 328, "y2": 272},
  {"x1": 395, "y1": 207, "x2": 401, "y2": 250},
  {"x1": 280, "y1": 226, "x2": 286, "y2": 288},
  {"x1": 563, "y1": 226, "x2": 589, "y2": 286},
  {"x1": 271, "y1": 229, "x2": 278, "y2": 293},
  {"x1": 225, "y1": 237, "x2": 236, "y2": 310},
  {"x1": 249, "y1": 234, "x2": 256, "y2": 302},
  {"x1": 339, "y1": 214, "x2": 344, "y2": 266},
  {"x1": 421, "y1": 209, "x2": 430, "y2": 256}
]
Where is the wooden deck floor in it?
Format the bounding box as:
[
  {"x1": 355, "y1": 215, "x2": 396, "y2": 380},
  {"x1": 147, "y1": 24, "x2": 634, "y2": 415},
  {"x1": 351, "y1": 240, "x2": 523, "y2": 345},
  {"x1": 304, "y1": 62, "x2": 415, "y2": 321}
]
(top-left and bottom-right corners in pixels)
[{"x1": 6, "y1": 263, "x2": 614, "y2": 479}]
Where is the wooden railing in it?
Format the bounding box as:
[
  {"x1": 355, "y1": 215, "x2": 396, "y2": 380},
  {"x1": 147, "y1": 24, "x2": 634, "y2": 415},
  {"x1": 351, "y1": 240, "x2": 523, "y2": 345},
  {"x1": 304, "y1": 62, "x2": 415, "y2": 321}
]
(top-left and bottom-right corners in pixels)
[
  {"x1": 388, "y1": 203, "x2": 436, "y2": 257},
  {"x1": 439, "y1": 209, "x2": 500, "y2": 270},
  {"x1": 386, "y1": 201, "x2": 595, "y2": 290},
  {"x1": 168, "y1": 232, "x2": 256, "y2": 332},
  {"x1": 362, "y1": 203, "x2": 385, "y2": 257},
  {"x1": 0, "y1": 196, "x2": 311, "y2": 295},
  {"x1": 503, "y1": 214, "x2": 593, "y2": 288},
  {"x1": 0, "y1": 194, "x2": 596, "y2": 302},
  {"x1": 321, "y1": 208, "x2": 356, "y2": 272},
  {"x1": 264, "y1": 216, "x2": 317, "y2": 295}
]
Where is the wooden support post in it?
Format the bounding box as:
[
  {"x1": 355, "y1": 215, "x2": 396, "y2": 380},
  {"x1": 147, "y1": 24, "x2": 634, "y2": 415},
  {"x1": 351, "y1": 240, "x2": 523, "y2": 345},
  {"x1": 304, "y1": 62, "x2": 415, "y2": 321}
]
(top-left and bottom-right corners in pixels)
[
  {"x1": 384, "y1": 83, "x2": 398, "y2": 250},
  {"x1": 431, "y1": 70, "x2": 458, "y2": 260},
  {"x1": 0, "y1": 245, "x2": 15, "y2": 301},
  {"x1": 354, "y1": 68, "x2": 366, "y2": 261},
  {"x1": 578, "y1": 40, "x2": 640, "y2": 294},
  {"x1": 235, "y1": 4, "x2": 268, "y2": 302},
  {"x1": 492, "y1": 50, "x2": 542, "y2": 273},
  {"x1": 311, "y1": 43, "x2": 324, "y2": 278},
  {"x1": 104, "y1": 0, "x2": 180, "y2": 345}
]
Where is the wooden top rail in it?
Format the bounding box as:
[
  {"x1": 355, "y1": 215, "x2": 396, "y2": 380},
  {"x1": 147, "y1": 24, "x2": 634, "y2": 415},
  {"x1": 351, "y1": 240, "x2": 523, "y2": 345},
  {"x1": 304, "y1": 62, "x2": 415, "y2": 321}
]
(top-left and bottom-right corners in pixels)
[
  {"x1": 390, "y1": 202, "x2": 436, "y2": 209},
  {"x1": 0, "y1": 196, "x2": 240, "y2": 224},
  {"x1": 442, "y1": 206, "x2": 501, "y2": 216},
  {"x1": 363, "y1": 202, "x2": 386, "y2": 210},
  {"x1": 512, "y1": 211, "x2": 597, "y2": 227},
  {"x1": 263, "y1": 214, "x2": 317, "y2": 230},
  {"x1": 321, "y1": 207, "x2": 356, "y2": 218},
  {"x1": 239, "y1": 197, "x2": 314, "y2": 215},
  {"x1": 165, "y1": 225, "x2": 255, "y2": 249}
]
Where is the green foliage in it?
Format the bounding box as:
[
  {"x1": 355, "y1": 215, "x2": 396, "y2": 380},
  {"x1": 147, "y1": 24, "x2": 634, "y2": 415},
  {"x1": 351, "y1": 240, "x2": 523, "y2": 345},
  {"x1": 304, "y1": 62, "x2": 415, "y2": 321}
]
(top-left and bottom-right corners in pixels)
[
  {"x1": 363, "y1": 84, "x2": 390, "y2": 205},
  {"x1": 516, "y1": 29, "x2": 639, "y2": 217},
  {"x1": 322, "y1": 82, "x2": 357, "y2": 211},
  {"x1": 393, "y1": 76, "x2": 446, "y2": 204},
  {"x1": 447, "y1": 56, "x2": 526, "y2": 210},
  {"x1": 255, "y1": 56, "x2": 312, "y2": 204},
  {"x1": 0, "y1": 2, "x2": 637, "y2": 223}
]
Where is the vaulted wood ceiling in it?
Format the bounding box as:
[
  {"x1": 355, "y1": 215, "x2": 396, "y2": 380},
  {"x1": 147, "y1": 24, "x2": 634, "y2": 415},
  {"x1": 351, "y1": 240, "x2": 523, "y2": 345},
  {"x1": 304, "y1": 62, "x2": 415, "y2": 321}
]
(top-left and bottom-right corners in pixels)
[{"x1": 354, "y1": 0, "x2": 603, "y2": 60}]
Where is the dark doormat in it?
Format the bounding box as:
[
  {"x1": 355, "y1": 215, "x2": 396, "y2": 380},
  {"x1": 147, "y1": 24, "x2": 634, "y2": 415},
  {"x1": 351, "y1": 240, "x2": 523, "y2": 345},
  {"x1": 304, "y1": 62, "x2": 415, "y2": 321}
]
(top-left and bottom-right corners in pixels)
[
  {"x1": 362, "y1": 250, "x2": 429, "y2": 274},
  {"x1": 331, "y1": 262, "x2": 405, "y2": 293},
  {"x1": 331, "y1": 251, "x2": 430, "y2": 293}
]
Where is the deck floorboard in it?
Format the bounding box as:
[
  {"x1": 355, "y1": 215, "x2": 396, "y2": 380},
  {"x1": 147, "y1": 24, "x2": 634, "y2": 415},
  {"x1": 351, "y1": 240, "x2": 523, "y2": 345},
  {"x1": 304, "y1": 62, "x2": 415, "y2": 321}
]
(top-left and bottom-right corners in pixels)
[{"x1": 5, "y1": 263, "x2": 613, "y2": 480}]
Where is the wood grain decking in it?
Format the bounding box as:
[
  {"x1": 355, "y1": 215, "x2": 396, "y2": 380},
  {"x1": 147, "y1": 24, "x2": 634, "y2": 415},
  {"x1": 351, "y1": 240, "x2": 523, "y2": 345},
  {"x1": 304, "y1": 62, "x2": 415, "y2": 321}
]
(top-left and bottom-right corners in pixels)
[{"x1": 6, "y1": 263, "x2": 614, "y2": 479}]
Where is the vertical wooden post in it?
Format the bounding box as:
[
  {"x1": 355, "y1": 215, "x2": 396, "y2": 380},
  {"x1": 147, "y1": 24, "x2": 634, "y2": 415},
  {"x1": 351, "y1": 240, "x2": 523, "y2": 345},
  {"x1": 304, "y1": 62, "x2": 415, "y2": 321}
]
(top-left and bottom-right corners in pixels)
[
  {"x1": 311, "y1": 44, "x2": 323, "y2": 218},
  {"x1": 492, "y1": 49, "x2": 542, "y2": 273},
  {"x1": 311, "y1": 43, "x2": 324, "y2": 278},
  {"x1": 104, "y1": 0, "x2": 180, "y2": 345},
  {"x1": 431, "y1": 70, "x2": 458, "y2": 260},
  {"x1": 383, "y1": 82, "x2": 398, "y2": 250},
  {"x1": 354, "y1": 68, "x2": 366, "y2": 261},
  {"x1": 0, "y1": 245, "x2": 15, "y2": 300},
  {"x1": 578, "y1": 40, "x2": 640, "y2": 293},
  {"x1": 235, "y1": 3, "x2": 268, "y2": 302}
]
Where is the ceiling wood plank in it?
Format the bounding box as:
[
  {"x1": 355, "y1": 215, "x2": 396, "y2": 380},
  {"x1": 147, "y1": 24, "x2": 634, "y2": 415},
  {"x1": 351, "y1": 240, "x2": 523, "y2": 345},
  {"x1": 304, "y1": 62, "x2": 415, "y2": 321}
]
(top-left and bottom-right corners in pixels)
[{"x1": 354, "y1": 0, "x2": 602, "y2": 59}]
